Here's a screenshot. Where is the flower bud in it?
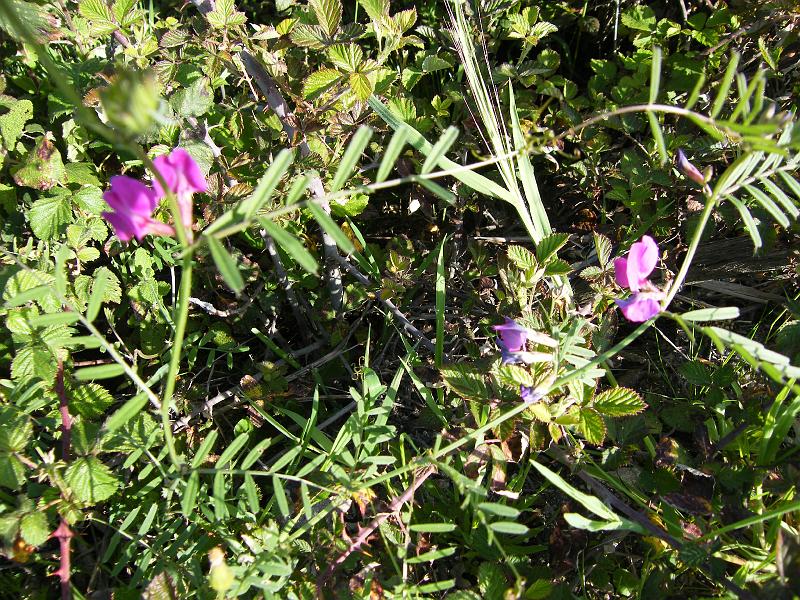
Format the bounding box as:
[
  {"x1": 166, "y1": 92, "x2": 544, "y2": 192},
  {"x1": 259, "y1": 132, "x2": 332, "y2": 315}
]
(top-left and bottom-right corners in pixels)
[
  {"x1": 100, "y1": 70, "x2": 160, "y2": 135},
  {"x1": 677, "y1": 149, "x2": 706, "y2": 186}
]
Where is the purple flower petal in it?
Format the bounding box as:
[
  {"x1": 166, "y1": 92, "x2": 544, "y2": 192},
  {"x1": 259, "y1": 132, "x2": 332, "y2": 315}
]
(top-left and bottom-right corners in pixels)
[
  {"x1": 521, "y1": 385, "x2": 544, "y2": 404},
  {"x1": 615, "y1": 294, "x2": 661, "y2": 322},
  {"x1": 493, "y1": 317, "x2": 528, "y2": 353},
  {"x1": 102, "y1": 210, "x2": 136, "y2": 242}
]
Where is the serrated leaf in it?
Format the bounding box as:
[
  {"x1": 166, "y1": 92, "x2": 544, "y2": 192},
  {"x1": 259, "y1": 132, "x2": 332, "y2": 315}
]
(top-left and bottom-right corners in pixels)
[
  {"x1": 507, "y1": 245, "x2": 538, "y2": 270},
  {"x1": 679, "y1": 361, "x2": 713, "y2": 386},
  {"x1": 70, "y1": 383, "x2": 115, "y2": 419},
  {"x1": 64, "y1": 457, "x2": 119, "y2": 504},
  {"x1": 20, "y1": 511, "x2": 49, "y2": 547},
  {"x1": 310, "y1": 0, "x2": 341, "y2": 37},
  {"x1": 536, "y1": 232, "x2": 569, "y2": 263},
  {"x1": 78, "y1": 0, "x2": 117, "y2": 35},
  {"x1": 440, "y1": 364, "x2": 490, "y2": 400},
  {"x1": 579, "y1": 408, "x2": 606, "y2": 444},
  {"x1": 593, "y1": 232, "x2": 612, "y2": 267},
  {"x1": 0, "y1": 454, "x2": 26, "y2": 490},
  {"x1": 0, "y1": 98, "x2": 33, "y2": 150},
  {"x1": 592, "y1": 387, "x2": 647, "y2": 416},
  {"x1": 328, "y1": 43, "x2": 363, "y2": 72},
  {"x1": 170, "y1": 78, "x2": 213, "y2": 118},
  {"x1": 496, "y1": 364, "x2": 535, "y2": 388},
  {"x1": 14, "y1": 138, "x2": 67, "y2": 191},
  {"x1": 348, "y1": 71, "x2": 374, "y2": 101},
  {"x1": 302, "y1": 68, "x2": 342, "y2": 100},
  {"x1": 478, "y1": 562, "x2": 506, "y2": 600},
  {"x1": 290, "y1": 23, "x2": 326, "y2": 48},
  {"x1": 206, "y1": 0, "x2": 246, "y2": 28},
  {"x1": 28, "y1": 191, "x2": 72, "y2": 241}
]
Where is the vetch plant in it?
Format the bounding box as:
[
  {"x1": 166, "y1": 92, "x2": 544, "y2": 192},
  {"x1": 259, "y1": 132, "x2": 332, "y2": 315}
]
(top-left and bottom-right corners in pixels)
[{"x1": 613, "y1": 235, "x2": 665, "y2": 322}]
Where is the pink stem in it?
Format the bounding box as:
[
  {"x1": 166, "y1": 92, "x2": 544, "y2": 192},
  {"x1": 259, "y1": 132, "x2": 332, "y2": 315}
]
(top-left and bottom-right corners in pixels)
[{"x1": 54, "y1": 361, "x2": 73, "y2": 600}]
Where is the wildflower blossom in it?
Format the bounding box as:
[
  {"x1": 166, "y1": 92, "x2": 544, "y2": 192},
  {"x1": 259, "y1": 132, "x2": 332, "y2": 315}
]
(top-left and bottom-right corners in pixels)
[
  {"x1": 493, "y1": 317, "x2": 529, "y2": 353},
  {"x1": 152, "y1": 148, "x2": 206, "y2": 238},
  {"x1": 613, "y1": 235, "x2": 664, "y2": 322},
  {"x1": 102, "y1": 175, "x2": 174, "y2": 242}
]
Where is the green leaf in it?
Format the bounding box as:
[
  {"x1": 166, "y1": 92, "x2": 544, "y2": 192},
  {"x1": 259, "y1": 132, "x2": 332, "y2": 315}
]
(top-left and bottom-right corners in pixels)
[
  {"x1": 679, "y1": 361, "x2": 713, "y2": 386},
  {"x1": 70, "y1": 383, "x2": 115, "y2": 420},
  {"x1": 28, "y1": 191, "x2": 72, "y2": 241},
  {"x1": 348, "y1": 71, "x2": 374, "y2": 101},
  {"x1": 507, "y1": 245, "x2": 538, "y2": 270},
  {"x1": 306, "y1": 202, "x2": 355, "y2": 254},
  {"x1": 74, "y1": 363, "x2": 125, "y2": 381},
  {"x1": 536, "y1": 232, "x2": 569, "y2": 263},
  {"x1": 409, "y1": 522, "x2": 456, "y2": 533},
  {"x1": 310, "y1": 0, "x2": 342, "y2": 38},
  {"x1": 181, "y1": 471, "x2": 199, "y2": 517},
  {"x1": 86, "y1": 269, "x2": 108, "y2": 322},
  {"x1": 440, "y1": 364, "x2": 490, "y2": 400},
  {"x1": 78, "y1": 0, "x2": 117, "y2": 35},
  {"x1": 478, "y1": 502, "x2": 520, "y2": 519},
  {"x1": 0, "y1": 98, "x2": 32, "y2": 150},
  {"x1": 206, "y1": 236, "x2": 245, "y2": 293},
  {"x1": 376, "y1": 127, "x2": 409, "y2": 183},
  {"x1": 593, "y1": 387, "x2": 647, "y2": 417},
  {"x1": 206, "y1": 0, "x2": 246, "y2": 28},
  {"x1": 578, "y1": 408, "x2": 606, "y2": 444},
  {"x1": 680, "y1": 307, "x2": 740, "y2": 321},
  {"x1": 328, "y1": 43, "x2": 364, "y2": 72},
  {"x1": 0, "y1": 407, "x2": 33, "y2": 452},
  {"x1": 593, "y1": 232, "x2": 612, "y2": 267},
  {"x1": 489, "y1": 521, "x2": 529, "y2": 535},
  {"x1": 64, "y1": 457, "x2": 119, "y2": 504},
  {"x1": 302, "y1": 68, "x2": 342, "y2": 100},
  {"x1": 478, "y1": 562, "x2": 506, "y2": 600},
  {"x1": 259, "y1": 218, "x2": 319, "y2": 275},
  {"x1": 273, "y1": 475, "x2": 290, "y2": 517},
  {"x1": 101, "y1": 393, "x2": 149, "y2": 436},
  {"x1": 0, "y1": 454, "x2": 26, "y2": 490},
  {"x1": 170, "y1": 77, "x2": 214, "y2": 118},
  {"x1": 620, "y1": 5, "x2": 656, "y2": 31},
  {"x1": 421, "y1": 126, "x2": 458, "y2": 175},
  {"x1": 20, "y1": 511, "x2": 49, "y2": 546},
  {"x1": 330, "y1": 125, "x2": 373, "y2": 192},
  {"x1": 727, "y1": 195, "x2": 762, "y2": 249},
  {"x1": 14, "y1": 137, "x2": 67, "y2": 191}
]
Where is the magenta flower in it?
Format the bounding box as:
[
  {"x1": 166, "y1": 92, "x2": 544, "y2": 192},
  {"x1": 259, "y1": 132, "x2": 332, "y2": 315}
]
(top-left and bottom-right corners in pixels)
[
  {"x1": 613, "y1": 235, "x2": 658, "y2": 292},
  {"x1": 613, "y1": 235, "x2": 664, "y2": 322},
  {"x1": 615, "y1": 294, "x2": 662, "y2": 322},
  {"x1": 677, "y1": 149, "x2": 706, "y2": 186},
  {"x1": 152, "y1": 148, "x2": 206, "y2": 238},
  {"x1": 102, "y1": 176, "x2": 174, "y2": 242}
]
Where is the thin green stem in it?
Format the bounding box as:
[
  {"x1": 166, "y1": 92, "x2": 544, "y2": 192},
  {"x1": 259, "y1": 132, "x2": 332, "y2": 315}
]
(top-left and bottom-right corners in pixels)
[
  {"x1": 663, "y1": 194, "x2": 718, "y2": 307},
  {"x1": 160, "y1": 254, "x2": 193, "y2": 467}
]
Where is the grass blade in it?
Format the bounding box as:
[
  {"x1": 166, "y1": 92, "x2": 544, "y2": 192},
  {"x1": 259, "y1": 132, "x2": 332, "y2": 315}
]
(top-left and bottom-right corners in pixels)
[
  {"x1": 306, "y1": 201, "x2": 355, "y2": 254},
  {"x1": 711, "y1": 51, "x2": 740, "y2": 119},
  {"x1": 421, "y1": 126, "x2": 459, "y2": 174}
]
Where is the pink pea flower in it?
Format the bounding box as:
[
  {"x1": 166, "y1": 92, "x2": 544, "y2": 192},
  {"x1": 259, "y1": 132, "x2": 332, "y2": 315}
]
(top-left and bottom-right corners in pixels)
[
  {"x1": 615, "y1": 294, "x2": 662, "y2": 322},
  {"x1": 613, "y1": 235, "x2": 664, "y2": 322},
  {"x1": 152, "y1": 148, "x2": 207, "y2": 239},
  {"x1": 102, "y1": 175, "x2": 174, "y2": 242},
  {"x1": 613, "y1": 235, "x2": 658, "y2": 292}
]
